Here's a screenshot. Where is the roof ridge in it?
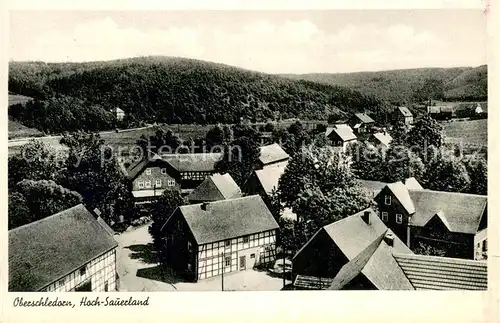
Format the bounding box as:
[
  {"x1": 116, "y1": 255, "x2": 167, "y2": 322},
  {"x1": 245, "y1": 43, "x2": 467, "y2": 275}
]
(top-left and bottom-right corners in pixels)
[
  {"x1": 182, "y1": 194, "x2": 260, "y2": 208},
  {"x1": 8, "y1": 203, "x2": 84, "y2": 233},
  {"x1": 408, "y1": 189, "x2": 487, "y2": 199},
  {"x1": 393, "y1": 253, "x2": 487, "y2": 266}
]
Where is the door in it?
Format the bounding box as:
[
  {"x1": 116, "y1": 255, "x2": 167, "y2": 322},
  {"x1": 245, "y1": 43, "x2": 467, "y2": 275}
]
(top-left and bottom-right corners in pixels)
[
  {"x1": 247, "y1": 252, "x2": 257, "y2": 269},
  {"x1": 239, "y1": 256, "x2": 246, "y2": 271}
]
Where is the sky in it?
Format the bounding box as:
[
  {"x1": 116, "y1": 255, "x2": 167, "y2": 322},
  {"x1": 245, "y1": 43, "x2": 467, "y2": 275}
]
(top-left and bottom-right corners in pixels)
[{"x1": 9, "y1": 10, "x2": 487, "y2": 74}]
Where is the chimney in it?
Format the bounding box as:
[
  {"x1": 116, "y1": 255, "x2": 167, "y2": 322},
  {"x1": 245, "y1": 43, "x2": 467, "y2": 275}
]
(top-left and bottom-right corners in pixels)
[
  {"x1": 361, "y1": 210, "x2": 371, "y2": 225},
  {"x1": 384, "y1": 232, "x2": 395, "y2": 247},
  {"x1": 201, "y1": 202, "x2": 210, "y2": 211}
]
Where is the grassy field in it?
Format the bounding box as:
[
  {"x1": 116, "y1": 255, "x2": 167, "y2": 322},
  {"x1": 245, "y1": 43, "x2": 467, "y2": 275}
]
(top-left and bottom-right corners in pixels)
[
  {"x1": 442, "y1": 119, "x2": 487, "y2": 146},
  {"x1": 8, "y1": 119, "x2": 43, "y2": 139}
]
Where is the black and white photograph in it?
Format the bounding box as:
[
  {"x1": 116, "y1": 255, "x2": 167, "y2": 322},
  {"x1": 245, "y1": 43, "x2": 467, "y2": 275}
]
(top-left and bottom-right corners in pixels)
[{"x1": 6, "y1": 8, "x2": 489, "y2": 295}]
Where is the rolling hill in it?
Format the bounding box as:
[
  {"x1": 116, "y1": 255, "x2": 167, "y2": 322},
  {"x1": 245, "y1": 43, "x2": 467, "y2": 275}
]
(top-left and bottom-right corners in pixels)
[
  {"x1": 8, "y1": 57, "x2": 383, "y2": 134},
  {"x1": 282, "y1": 65, "x2": 487, "y2": 105}
]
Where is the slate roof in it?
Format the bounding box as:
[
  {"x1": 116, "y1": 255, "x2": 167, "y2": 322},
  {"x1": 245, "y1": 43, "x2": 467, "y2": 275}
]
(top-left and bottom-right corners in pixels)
[
  {"x1": 125, "y1": 158, "x2": 150, "y2": 180},
  {"x1": 372, "y1": 132, "x2": 392, "y2": 147},
  {"x1": 404, "y1": 177, "x2": 423, "y2": 190},
  {"x1": 393, "y1": 253, "x2": 487, "y2": 290},
  {"x1": 172, "y1": 195, "x2": 279, "y2": 245},
  {"x1": 397, "y1": 106, "x2": 413, "y2": 117},
  {"x1": 326, "y1": 127, "x2": 357, "y2": 142},
  {"x1": 353, "y1": 113, "x2": 375, "y2": 124},
  {"x1": 188, "y1": 173, "x2": 242, "y2": 203},
  {"x1": 163, "y1": 153, "x2": 222, "y2": 172},
  {"x1": 408, "y1": 190, "x2": 487, "y2": 234},
  {"x1": 295, "y1": 208, "x2": 414, "y2": 290},
  {"x1": 8, "y1": 204, "x2": 118, "y2": 292},
  {"x1": 254, "y1": 165, "x2": 287, "y2": 195},
  {"x1": 259, "y1": 144, "x2": 289, "y2": 165}
]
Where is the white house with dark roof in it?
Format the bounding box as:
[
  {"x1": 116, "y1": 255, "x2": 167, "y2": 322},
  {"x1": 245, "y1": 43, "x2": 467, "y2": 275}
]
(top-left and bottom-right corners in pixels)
[
  {"x1": 161, "y1": 195, "x2": 279, "y2": 281},
  {"x1": 8, "y1": 204, "x2": 118, "y2": 292},
  {"x1": 375, "y1": 183, "x2": 487, "y2": 260},
  {"x1": 187, "y1": 173, "x2": 242, "y2": 204},
  {"x1": 258, "y1": 143, "x2": 289, "y2": 169},
  {"x1": 349, "y1": 113, "x2": 375, "y2": 133},
  {"x1": 125, "y1": 151, "x2": 222, "y2": 203},
  {"x1": 325, "y1": 126, "x2": 357, "y2": 151}
]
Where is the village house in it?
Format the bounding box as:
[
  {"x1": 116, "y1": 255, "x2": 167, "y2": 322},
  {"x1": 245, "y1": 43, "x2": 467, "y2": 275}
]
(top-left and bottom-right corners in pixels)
[
  {"x1": 245, "y1": 165, "x2": 297, "y2": 221},
  {"x1": 292, "y1": 208, "x2": 487, "y2": 291},
  {"x1": 114, "y1": 107, "x2": 125, "y2": 121},
  {"x1": 368, "y1": 131, "x2": 392, "y2": 149},
  {"x1": 293, "y1": 208, "x2": 415, "y2": 290},
  {"x1": 360, "y1": 177, "x2": 423, "y2": 198},
  {"x1": 161, "y1": 195, "x2": 279, "y2": 281},
  {"x1": 393, "y1": 106, "x2": 413, "y2": 125},
  {"x1": 8, "y1": 204, "x2": 118, "y2": 292},
  {"x1": 257, "y1": 143, "x2": 290, "y2": 169},
  {"x1": 427, "y1": 105, "x2": 454, "y2": 120},
  {"x1": 348, "y1": 113, "x2": 375, "y2": 134},
  {"x1": 125, "y1": 152, "x2": 222, "y2": 204},
  {"x1": 325, "y1": 126, "x2": 357, "y2": 152},
  {"x1": 187, "y1": 173, "x2": 242, "y2": 204},
  {"x1": 375, "y1": 182, "x2": 487, "y2": 260}
]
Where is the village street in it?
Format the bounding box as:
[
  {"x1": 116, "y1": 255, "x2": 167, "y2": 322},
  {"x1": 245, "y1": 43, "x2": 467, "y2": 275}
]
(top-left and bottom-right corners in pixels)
[{"x1": 115, "y1": 224, "x2": 291, "y2": 292}]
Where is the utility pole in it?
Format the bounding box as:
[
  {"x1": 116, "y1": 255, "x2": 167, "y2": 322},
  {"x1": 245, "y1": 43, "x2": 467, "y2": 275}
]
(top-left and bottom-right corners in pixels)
[
  {"x1": 282, "y1": 244, "x2": 286, "y2": 289},
  {"x1": 221, "y1": 251, "x2": 224, "y2": 292}
]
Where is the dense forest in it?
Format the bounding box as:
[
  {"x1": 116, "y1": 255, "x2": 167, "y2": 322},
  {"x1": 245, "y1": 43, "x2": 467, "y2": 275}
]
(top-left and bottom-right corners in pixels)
[
  {"x1": 8, "y1": 57, "x2": 383, "y2": 134},
  {"x1": 283, "y1": 65, "x2": 487, "y2": 105}
]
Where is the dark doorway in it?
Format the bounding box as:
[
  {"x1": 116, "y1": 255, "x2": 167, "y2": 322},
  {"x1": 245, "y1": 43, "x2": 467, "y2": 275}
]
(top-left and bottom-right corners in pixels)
[{"x1": 75, "y1": 280, "x2": 92, "y2": 292}]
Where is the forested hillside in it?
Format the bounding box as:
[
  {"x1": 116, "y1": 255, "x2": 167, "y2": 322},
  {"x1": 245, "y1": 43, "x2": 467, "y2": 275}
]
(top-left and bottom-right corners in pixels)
[
  {"x1": 8, "y1": 57, "x2": 383, "y2": 134},
  {"x1": 283, "y1": 65, "x2": 487, "y2": 105}
]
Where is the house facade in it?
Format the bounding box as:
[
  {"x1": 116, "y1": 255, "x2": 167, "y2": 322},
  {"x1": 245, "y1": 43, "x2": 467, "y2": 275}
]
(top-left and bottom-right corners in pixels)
[
  {"x1": 8, "y1": 204, "x2": 118, "y2": 292},
  {"x1": 375, "y1": 183, "x2": 487, "y2": 260},
  {"x1": 393, "y1": 107, "x2": 413, "y2": 125},
  {"x1": 161, "y1": 195, "x2": 279, "y2": 281},
  {"x1": 126, "y1": 152, "x2": 222, "y2": 203},
  {"x1": 325, "y1": 126, "x2": 357, "y2": 152},
  {"x1": 348, "y1": 113, "x2": 375, "y2": 134}
]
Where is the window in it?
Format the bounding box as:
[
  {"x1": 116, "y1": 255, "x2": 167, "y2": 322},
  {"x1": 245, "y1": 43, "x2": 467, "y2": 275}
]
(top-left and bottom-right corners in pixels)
[
  {"x1": 187, "y1": 263, "x2": 192, "y2": 271},
  {"x1": 156, "y1": 179, "x2": 162, "y2": 187},
  {"x1": 146, "y1": 168, "x2": 152, "y2": 175},
  {"x1": 381, "y1": 212, "x2": 388, "y2": 222},
  {"x1": 483, "y1": 240, "x2": 487, "y2": 252},
  {"x1": 145, "y1": 181, "x2": 152, "y2": 188},
  {"x1": 75, "y1": 280, "x2": 92, "y2": 292},
  {"x1": 161, "y1": 168, "x2": 166, "y2": 174},
  {"x1": 104, "y1": 281, "x2": 109, "y2": 292},
  {"x1": 138, "y1": 181, "x2": 144, "y2": 189},
  {"x1": 168, "y1": 179, "x2": 175, "y2": 187},
  {"x1": 396, "y1": 214, "x2": 403, "y2": 224},
  {"x1": 243, "y1": 236, "x2": 249, "y2": 243},
  {"x1": 224, "y1": 240, "x2": 231, "y2": 247},
  {"x1": 250, "y1": 253, "x2": 255, "y2": 259},
  {"x1": 385, "y1": 195, "x2": 391, "y2": 205},
  {"x1": 79, "y1": 266, "x2": 86, "y2": 276},
  {"x1": 58, "y1": 279, "x2": 65, "y2": 287},
  {"x1": 225, "y1": 257, "x2": 231, "y2": 267},
  {"x1": 187, "y1": 241, "x2": 192, "y2": 251}
]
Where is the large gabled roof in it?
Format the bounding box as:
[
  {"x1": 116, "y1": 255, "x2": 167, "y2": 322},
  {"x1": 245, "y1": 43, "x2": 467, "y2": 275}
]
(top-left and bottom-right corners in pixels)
[
  {"x1": 172, "y1": 195, "x2": 279, "y2": 245},
  {"x1": 254, "y1": 165, "x2": 287, "y2": 195},
  {"x1": 326, "y1": 127, "x2": 357, "y2": 142},
  {"x1": 353, "y1": 113, "x2": 375, "y2": 124},
  {"x1": 188, "y1": 173, "x2": 242, "y2": 202},
  {"x1": 394, "y1": 253, "x2": 487, "y2": 290},
  {"x1": 162, "y1": 153, "x2": 222, "y2": 172},
  {"x1": 397, "y1": 106, "x2": 413, "y2": 117},
  {"x1": 408, "y1": 190, "x2": 487, "y2": 234},
  {"x1": 372, "y1": 132, "x2": 392, "y2": 147},
  {"x1": 295, "y1": 208, "x2": 414, "y2": 290},
  {"x1": 8, "y1": 204, "x2": 117, "y2": 292},
  {"x1": 259, "y1": 143, "x2": 289, "y2": 165}
]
